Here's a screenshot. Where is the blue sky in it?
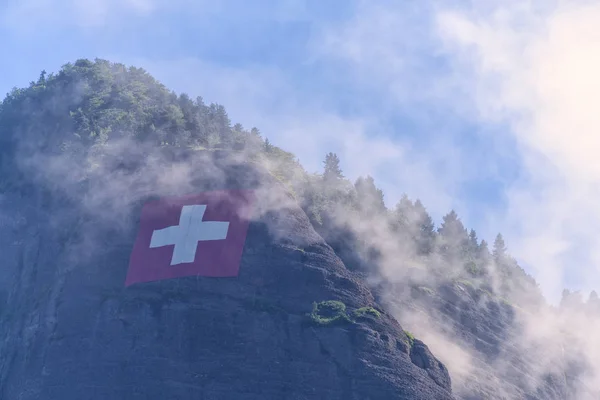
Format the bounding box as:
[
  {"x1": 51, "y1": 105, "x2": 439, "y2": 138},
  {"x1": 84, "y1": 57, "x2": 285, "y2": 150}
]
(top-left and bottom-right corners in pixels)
[{"x1": 3, "y1": 0, "x2": 600, "y2": 301}]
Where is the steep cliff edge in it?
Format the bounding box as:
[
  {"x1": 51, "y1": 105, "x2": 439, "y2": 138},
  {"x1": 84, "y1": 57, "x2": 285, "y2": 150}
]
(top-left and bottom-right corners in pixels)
[{"x1": 0, "y1": 148, "x2": 454, "y2": 399}]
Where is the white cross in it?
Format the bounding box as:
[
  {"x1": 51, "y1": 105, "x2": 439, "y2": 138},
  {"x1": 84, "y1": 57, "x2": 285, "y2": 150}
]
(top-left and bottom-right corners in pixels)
[{"x1": 149, "y1": 204, "x2": 230, "y2": 265}]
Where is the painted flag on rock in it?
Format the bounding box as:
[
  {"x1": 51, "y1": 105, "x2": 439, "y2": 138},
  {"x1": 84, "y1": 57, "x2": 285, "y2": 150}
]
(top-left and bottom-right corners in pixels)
[{"x1": 125, "y1": 190, "x2": 255, "y2": 286}]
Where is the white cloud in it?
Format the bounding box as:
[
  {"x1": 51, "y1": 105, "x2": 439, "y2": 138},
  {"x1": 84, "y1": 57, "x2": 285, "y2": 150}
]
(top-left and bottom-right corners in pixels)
[
  {"x1": 9, "y1": 0, "x2": 600, "y2": 394},
  {"x1": 312, "y1": 1, "x2": 440, "y2": 107},
  {"x1": 2, "y1": 0, "x2": 470, "y2": 222},
  {"x1": 305, "y1": 0, "x2": 600, "y2": 300},
  {"x1": 8, "y1": 0, "x2": 592, "y2": 299},
  {"x1": 436, "y1": 1, "x2": 600, "y2": 299},
  {"x1": 124, "y1": 55, "x2": 464, "y2": 216},
  {"x1": 307, "y1": 4, "x2": 600, "y2": 393}
]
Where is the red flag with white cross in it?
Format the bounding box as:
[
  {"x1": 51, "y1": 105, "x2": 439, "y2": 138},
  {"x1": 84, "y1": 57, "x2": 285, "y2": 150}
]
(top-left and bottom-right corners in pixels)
[{"x1": 125, "y1": 190, "x2": 255, "y2": 286}]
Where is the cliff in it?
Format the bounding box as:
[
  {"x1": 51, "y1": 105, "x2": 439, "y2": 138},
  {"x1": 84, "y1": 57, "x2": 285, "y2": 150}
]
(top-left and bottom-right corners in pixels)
[{"x1": 0, "y1": 146, "x2": 453, "y2": 399}]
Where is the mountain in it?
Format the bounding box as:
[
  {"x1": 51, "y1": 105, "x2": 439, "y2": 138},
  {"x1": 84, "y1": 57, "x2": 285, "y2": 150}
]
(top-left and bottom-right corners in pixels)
[
  {"x1": 1, "y1": 58, "x2": 599, "y2": 400},
  {"x1": 0, "y1": 60, "x2": 453, "y2": 399}
]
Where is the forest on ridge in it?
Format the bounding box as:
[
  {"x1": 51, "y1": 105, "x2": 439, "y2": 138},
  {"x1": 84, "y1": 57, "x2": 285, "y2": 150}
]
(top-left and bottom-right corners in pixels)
[{"x1": 1, "y1": 58, "x2": 594, "y2": 314}]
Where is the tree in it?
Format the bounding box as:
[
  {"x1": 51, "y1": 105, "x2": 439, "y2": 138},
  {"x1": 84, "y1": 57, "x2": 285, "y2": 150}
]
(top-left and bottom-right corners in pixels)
[
  {"x1": 588, "y1": 290, "x2": 600, "y2": 313},
  {"x1": 233, "y1": 123, "x2": 244, "y2": 133},
  {"x1": 493, "y1": 233, "x2": 507, "y2": 260},
  {"x1": 250, "y1": 127, "x2": 261, "y2": 137},
  {"x1": 560, "y1": 289, "x2": 571, "y2": 308},
  {"x1": 392, "y1": 194, "x2": 414, "y2": 230},
  {"x1": 211, "y1": 103, "x2": 232, "y2": 144},
  {"x1": 478, "y1": 239, "x2": 491, "y2": 262},
  {"x1": 354, "y1": 175, "x2": 385, "y2": 214},
  {"x1": 437, "y1": 210, "x2": 469, "y2": 265},
  {"x1": 414, "y1": 200, "x2": 435, "y2": 255},
  {"x1": 560, "y1": 289, "x2": 583, "y2": 309},
  {"x1": 390, "y1": 197, "x2": 435, "y2": 255},
  {"x1": 438, "y1": 211, "x2": 467, "y2": 245},
  {"x1": 38, "y1": 70, "x2": 47, "y2": 85},
  {"x1": 323, "y1": 152, "x2": 344, "y2": 181},
  {"x1": 264, "y1": 138, "x2": 274, "y2": 152},
  {"x1": 438, "y1": 210, "x2": 466, "y2": 237},
  {"x1": 468, "y1": 229, "x2": 479, "y2": 252}
]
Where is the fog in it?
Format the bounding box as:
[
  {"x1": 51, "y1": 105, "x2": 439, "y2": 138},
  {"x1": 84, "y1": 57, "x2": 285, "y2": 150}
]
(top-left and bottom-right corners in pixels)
[{"x1": 4, "y1": 1, "x2": 600, "y2": 399}]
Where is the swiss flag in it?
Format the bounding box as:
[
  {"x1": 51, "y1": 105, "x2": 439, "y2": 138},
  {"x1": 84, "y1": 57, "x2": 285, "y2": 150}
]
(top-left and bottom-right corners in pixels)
[{"x1": 125, "y1": 190, "x2": 255, "y2": 286}]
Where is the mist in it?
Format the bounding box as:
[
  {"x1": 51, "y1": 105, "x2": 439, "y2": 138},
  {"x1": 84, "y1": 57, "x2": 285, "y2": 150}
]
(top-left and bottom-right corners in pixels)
[
  {"x1": 4, "y1": 1, "x2": 600, "y2": 399},
  {"x1": 3, "y1": 56, "x2": 598, "y2": 400}
]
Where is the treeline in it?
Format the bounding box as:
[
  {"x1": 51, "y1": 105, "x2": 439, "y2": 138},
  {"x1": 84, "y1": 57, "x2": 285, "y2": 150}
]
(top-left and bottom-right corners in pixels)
[
  {"x1": 0, "y1": 58, "x2": 542, "y2": 307},
  {"x1": 561, "y1": 289, "x2": 600, "y2": 313},
  {"x1": 295, "y1": 152, "x2": 543, "y2": 306},
  {"x1": 0, "y1": 59, "x2": 267, "y2": 161}
]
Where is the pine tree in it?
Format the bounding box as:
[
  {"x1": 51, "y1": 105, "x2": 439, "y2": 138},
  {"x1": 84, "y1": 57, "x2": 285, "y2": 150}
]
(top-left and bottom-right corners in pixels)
[
  {"x1": 414, "y1": 199, "x2": 435, "y2": 254},
  {"x1": 560, "y1": 289, "x2": 571, "y2": 308},
  {"x1": 438, "y1": 211, "x2": 468, "y2": 245},
  {"x1": 38, "y1": 70, "x2": 47, "y2": 85},
  {"x1": 588, "y1": 290, "x2": 600, "y2": 313},
  {"x1": 323, "y1": 152, "x2": 344, "y2": 181},
  {"x1": 233, "y1": 123, "x2": 244, "y2": 133},
  {"x1": 560, "y1": 289, "x2": 583, "y2": 309},
  {"x1": 250, "y1": 127, "x2": 261, "y2": 137},
  {"x1": 468, "y1": 229, "x2": 479, "y2": 251},
  {"x1": 478, "y1": 239, "x2": 491, "y2": 260},
  {"x1": 493, "y1": 233, "x2": 507, "y2": 260},
  {"x1": 264, "y1": 138, "x2": 274, "y2": 152},
  {"x1": 437, "y1": 210, "x2": 469, "y2": 265},
  {"x1": 393, "y1": 194, "x2": 413, "y2": 223},
  {"x1": 438, "y1": 211, "x2": 466, "y2": 237},
  {"x1": 354, "y1": 176, "x2": 385, "y2": 214}
]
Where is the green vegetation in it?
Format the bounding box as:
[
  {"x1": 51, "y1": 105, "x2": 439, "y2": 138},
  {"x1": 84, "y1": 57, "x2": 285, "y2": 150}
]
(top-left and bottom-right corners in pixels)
[
  {"x1": 404, "y1": 330, "x2": 416, "y2": 347},
  {"x1": 308, "y1": 301, "x2": 381, "y2": 326},
  {"x1": 0, "y1": 58, "x2": 549, "y2": 310},
  {"x1": 308, "y1": 300, "x2": 352, "y2": 326},
  {"x1": 352, "y1": 306, "x2": 382, "y2": 320},
  {"x1": 465, "y1": 261, "x2": 480, "y2": 276}
]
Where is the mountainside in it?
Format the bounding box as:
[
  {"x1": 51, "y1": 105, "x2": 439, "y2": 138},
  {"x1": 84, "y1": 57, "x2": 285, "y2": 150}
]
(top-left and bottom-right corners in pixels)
[
  {"x1": 1, "y1": 58, "x2": 599, "y2": 399},
  {"x1": 0, "y1": 60, "x2": 453, "y2": 399},
  {"x1": 384, "y1": 280, "x2": 571, "y2": 399}
]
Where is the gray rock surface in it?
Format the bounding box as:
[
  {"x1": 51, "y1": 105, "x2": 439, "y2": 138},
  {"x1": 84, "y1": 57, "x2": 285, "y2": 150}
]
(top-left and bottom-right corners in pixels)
[
  {"x1": 382, "y1": 279, "x2": 572, "y2": 400},
  {"x1": 0, "y1": 150, "x2": 454, "y2": 399}
]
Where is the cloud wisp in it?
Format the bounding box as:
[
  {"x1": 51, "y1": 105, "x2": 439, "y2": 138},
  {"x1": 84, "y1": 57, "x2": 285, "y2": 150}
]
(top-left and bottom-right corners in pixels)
[
  {"x1": 302, "y1": 1, "x2": 600, "y2": 398},
  {"x1": 7, "y1": 0, "x2": 600, "y2": 397},
  {"x1": 437, "y1": 0, "x2": 600, "y2": 300}
]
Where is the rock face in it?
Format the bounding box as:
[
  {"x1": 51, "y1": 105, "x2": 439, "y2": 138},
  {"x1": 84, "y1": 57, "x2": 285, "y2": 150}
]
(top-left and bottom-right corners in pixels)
[
  {"x1": 0, "y1": 150, "x2": 453, "y2": 399},
  {"x1": 382, "y1": 279, "x2": 574, "y2": 400}
]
